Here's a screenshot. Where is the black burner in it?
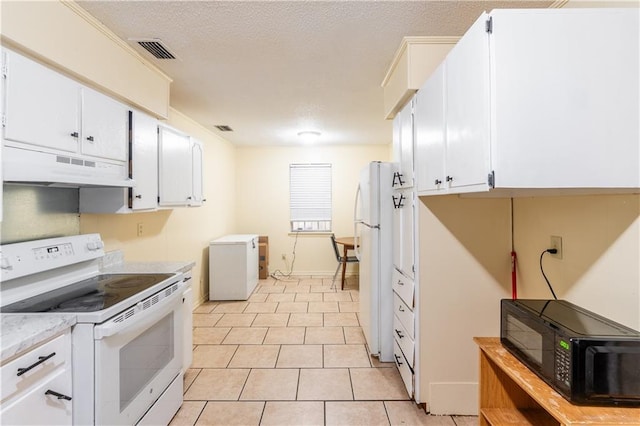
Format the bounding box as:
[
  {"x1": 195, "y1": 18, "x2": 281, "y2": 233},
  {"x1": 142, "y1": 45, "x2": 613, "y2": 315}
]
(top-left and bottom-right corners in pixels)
[{"x1": 1, "y1": 273, "x2": 174, "y2": 314}]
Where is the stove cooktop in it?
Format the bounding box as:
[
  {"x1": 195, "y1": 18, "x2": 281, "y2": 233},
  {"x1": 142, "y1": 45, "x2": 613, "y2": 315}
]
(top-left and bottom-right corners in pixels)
[{"x1": 1, "y1": 273, "x2": 174, "y2": 314}]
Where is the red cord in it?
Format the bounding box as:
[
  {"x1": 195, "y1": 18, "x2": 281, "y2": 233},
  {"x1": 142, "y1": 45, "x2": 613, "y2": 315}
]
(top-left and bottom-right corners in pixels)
[{"x1": 511, "y1": 251, "x2": 518, "y2": 299}]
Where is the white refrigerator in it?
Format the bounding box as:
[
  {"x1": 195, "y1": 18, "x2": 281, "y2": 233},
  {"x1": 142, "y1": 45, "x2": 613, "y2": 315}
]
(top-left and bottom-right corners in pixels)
[{"x1": 354, "y1": 161, "x2": 395, "y2": 362}]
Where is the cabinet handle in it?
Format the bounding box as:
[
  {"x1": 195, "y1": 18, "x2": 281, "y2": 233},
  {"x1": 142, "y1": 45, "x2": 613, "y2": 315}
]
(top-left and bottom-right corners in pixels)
[
  {"x1": 398, "y1": 305, "x2": 405, "y2": 312},
  {"x1": 45, "y1": 389, "x2": 72, "y2": 401},
  {"x1": 70, "y1": 132, "x2": 79, "y2": 138},
  {"x1": 395, "y1": 329, "x2": 404, "y2": 339},
  {"x1": 397, "y1": 280, "x2": 404, "y2": 286},
  {"x1": 17, "y1": 352, "x2": 56, "y2": 376},
  {"x1": 135, "y1": 194, "x2": 142, "y2": 199},
  {"x1": 434, "y1": 179, "x2": 442, "y2": 185},
  {"x1": 446, "y1": 176, "x2": 453, "y2": 182},
  {"x1": 187, "y1": 196, "x2": 192, "y2": 200},
  {"x1": 394, "y1": 354, "x2": 404, "y2": 365},
  {"x1": 86, "y1": 136, "x2": 95, "y2": 142}
]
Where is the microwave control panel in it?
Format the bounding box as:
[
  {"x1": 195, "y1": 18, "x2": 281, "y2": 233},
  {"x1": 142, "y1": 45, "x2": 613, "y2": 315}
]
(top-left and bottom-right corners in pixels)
[{"x1": 555, "y1": 336, "x2": 571, "y2": 389}]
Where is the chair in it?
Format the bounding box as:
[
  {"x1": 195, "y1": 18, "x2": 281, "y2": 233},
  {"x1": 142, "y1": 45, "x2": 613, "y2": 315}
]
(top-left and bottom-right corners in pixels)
[{"x1": 330, "y1": 234, "x2": 358, "y2": 290}]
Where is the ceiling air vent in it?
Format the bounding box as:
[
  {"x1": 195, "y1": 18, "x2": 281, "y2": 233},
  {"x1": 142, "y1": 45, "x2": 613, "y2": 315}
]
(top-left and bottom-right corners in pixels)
[
  {"x1": 214, "y1": 125, "x2": 233, "y2": 132},
  {"x1": 130, "y1": 38, "x2": 176, "y2": 59}
]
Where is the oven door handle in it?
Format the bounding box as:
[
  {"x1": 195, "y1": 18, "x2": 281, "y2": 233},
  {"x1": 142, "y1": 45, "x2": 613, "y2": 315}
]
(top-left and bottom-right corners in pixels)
[{"x1": 94, "y1": 285, "x2": 183, "y2": 340}]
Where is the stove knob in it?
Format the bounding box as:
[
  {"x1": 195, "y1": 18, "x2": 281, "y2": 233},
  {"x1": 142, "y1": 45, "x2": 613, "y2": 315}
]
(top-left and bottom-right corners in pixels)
[
  {"x1": 87, "y1": 241, "x2": 104, "y2": 251},
  {"x1": 1, "y1": 257, "x2": 12, "y2": 270}
]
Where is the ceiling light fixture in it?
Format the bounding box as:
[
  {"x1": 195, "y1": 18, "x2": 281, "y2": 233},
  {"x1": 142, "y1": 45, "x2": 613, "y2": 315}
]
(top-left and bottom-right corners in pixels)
[{"x1": 297, "y1": 131, "x2": 321, "y2": 144}]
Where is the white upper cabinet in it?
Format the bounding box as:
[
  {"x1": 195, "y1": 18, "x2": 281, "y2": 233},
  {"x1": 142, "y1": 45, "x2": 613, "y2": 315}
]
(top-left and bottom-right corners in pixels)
[
  {"x1": 416, "y1": 8, "x2": 640, "y2": 196},
  {"x1": 392, "y1": 99, "x2": 414, "y2": 189},
  {"x1": 3, "y1": 49, "x2": 129, "y2": 163},
  {"x1": 3, "y1": 49, "x2": 79, "y2": 154},
  {"x1": 159, "y1": 125, "x2": 192, "y2": 206},
  {"x1": 158, "y1": 125, "x2": 204, "y2": 207},
  {"x1": 79, "y1": 110, "x2": 159, "y2": 213},
  {"x1": 81, "y1": 88, "x2": 128, "y2": 162}
]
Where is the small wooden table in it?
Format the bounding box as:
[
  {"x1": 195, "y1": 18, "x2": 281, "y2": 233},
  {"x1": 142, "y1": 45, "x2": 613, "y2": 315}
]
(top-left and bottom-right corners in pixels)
[
  {"x1": 474, "y1": 337, "x2": 640, "y2": 425},
  {"x1": 334, "y1": 237, "x2": 355, "y2": 290}
]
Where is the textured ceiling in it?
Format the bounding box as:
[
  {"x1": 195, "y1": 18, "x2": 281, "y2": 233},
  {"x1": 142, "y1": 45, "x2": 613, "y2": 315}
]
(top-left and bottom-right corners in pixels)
[{"x1": 78, "y1": 1, "x2": 554, "y2": 146}]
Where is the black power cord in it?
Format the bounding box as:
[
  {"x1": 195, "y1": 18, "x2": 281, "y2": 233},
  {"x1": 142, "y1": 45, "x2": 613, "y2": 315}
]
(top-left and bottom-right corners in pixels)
[{"x1": 539, "y1": 249, "x2": 558, "y2": 300}]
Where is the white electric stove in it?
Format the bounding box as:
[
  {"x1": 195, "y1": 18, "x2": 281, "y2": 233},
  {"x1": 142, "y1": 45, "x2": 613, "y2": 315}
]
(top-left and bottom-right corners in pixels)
[{"x1": 1, "y1": 234, "x2": 188, "y2": 425}]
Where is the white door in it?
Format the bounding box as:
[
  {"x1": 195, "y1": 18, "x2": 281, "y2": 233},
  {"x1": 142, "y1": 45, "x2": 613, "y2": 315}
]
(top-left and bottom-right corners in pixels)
[
  {"x1": 158, "y1": 126, "x2": 192, "y2": 206},
  {"x1": 81, "y1": 88, "x2": 128, "y2": 161},
  {"x1": 131, "y1": 111, "x2": 159, "y2": 210},
  {"x1": 3, "y1": 49, "x2": 79, "y2": 153},
  {"x1": 415, "y1": 62, "x2": 446, "y2": 193},
  {"x1": 94, "y1": 289, "x2": 183, "y2": 425},
  {"x1": 445, "y1": 12, "x2": 491, "y2": 191}
]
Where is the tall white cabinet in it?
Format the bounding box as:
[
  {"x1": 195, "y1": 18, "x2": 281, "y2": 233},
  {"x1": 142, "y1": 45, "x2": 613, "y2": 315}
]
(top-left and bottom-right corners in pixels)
[{"x1": 391, "y1": 98, "x2": 419, "y2": 400}]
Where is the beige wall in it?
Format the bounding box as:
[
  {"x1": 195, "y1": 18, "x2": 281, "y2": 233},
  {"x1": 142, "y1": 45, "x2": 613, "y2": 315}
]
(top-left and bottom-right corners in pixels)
[
  {"x1": 418, "y1": 196, "x2": 511, "y2": 414},
  {"x1": 235, "y1": 145, "x2": 390, "y2": 277},
  {"x1": 513, "y1": 194, "x2": 640, "y2": 329}
]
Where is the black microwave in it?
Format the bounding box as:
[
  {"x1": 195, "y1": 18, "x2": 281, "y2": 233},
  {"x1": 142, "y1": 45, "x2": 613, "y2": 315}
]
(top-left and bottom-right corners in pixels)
[{"x1": 501, "y1": 299, "x2": 640, "y2": 406}]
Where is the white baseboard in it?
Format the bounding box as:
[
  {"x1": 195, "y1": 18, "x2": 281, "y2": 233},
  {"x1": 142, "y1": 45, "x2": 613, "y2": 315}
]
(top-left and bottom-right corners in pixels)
[{"x1": 428, "y1": 382, "x2": 478, "y2": 415}]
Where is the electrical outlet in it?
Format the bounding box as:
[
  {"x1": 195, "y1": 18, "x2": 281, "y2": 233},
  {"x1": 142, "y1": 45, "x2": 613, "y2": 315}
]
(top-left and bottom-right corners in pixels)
[
  {"x1": 550, "y1": 235, "x2": 562, "y2": 259},
  {"x1": 137, "y1": 223, "x2": 143, "y2": 237}
]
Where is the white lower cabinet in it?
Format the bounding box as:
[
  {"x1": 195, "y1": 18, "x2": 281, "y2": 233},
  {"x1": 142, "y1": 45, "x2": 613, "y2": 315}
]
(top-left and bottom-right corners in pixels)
[
  {"x1": 416, "y1": 8, "x2": 640, "y2": 196},
  {"x1": 0, "y1": 330, "x2": 72, "y2": 425},
  {"x1": 394, "y1": 339, "x2": 413, "y2": 396}
]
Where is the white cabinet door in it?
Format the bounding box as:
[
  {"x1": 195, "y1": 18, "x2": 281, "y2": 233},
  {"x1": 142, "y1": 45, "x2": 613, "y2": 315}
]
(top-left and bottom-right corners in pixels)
[
  {"x1": 158, "y1": 125, "x2": 192, "y2": 206},
  {"x1": 399, "y1": 100, "x2": 414, "y2": 188},
  {"x1": 415, "y1": 62, "x2": 446, "y2": 194},
  {"x1": 392, "y1": 188, "x2": 414, "y2": 279},
  {"x1": 392, "y1": 101, "x2": 414, "y2": 189},
  {"x1": 445, "y1": 12, "x2": 490, "y2": 192},
  {"x1": 131, "y1": 111, "x2": 159, "y2": 210},
  {"x1": 490, "y1": 9, "x2": 639, "y2": 189},
  {"x1": 81, "y1": 88, "x2": 128, "y2": 161},
  {"x1": 3, "y1": 49, "x2": 79, "y2": 153},
  {"x1": 189, "y1": 139, "x2": 204, "y2": 206}
]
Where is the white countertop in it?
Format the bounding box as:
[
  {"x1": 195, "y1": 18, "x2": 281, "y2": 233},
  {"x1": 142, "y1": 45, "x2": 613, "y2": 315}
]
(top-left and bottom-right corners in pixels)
[
  {"x1": 1, "y1": 314, "x2": 76, "y2": 362},
  {"x1": 1, "y1": 258, "x2": 195, "y2": 362},
  {"x1": 102, "y1": 261, "x2": 195, "y2": 275}
]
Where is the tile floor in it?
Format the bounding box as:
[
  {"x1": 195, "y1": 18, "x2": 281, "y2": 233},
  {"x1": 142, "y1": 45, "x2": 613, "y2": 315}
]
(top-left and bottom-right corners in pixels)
[{"x1": 170, "y1": 276, "x2": 478, "y2": 426}]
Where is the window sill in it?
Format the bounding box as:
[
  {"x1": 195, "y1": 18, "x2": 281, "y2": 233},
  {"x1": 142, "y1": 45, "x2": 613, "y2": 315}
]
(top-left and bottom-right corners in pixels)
[{"x1": 288, "y1": 231, "x2": 333, "y2": 237}]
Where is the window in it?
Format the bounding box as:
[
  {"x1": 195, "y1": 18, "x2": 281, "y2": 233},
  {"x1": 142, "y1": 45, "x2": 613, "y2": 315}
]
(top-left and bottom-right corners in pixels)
[{"x1": 289, "y1": 163, "x2": 332, "y2": 232}]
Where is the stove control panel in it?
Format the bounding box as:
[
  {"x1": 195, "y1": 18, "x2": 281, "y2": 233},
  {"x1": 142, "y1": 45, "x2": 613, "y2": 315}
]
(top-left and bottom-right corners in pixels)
[{"x1": 1, "y1": 234, "x2": 104, "y2": 282}]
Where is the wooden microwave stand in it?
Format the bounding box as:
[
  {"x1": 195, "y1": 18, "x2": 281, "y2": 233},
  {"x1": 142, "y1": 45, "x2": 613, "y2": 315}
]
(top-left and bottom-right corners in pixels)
[{"x1": 474, "y1": 337, "x2": 640, "y2": 425}]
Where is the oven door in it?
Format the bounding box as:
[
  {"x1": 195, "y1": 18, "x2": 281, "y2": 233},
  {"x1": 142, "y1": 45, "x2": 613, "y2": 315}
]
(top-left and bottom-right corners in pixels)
[{"x1": 93, "y1": 286, "x2": 183, "y2": 425}]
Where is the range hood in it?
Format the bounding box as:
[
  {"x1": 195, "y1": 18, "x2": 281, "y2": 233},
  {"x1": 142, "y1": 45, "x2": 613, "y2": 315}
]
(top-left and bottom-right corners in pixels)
[{"x1": 3, "y1": 145, "x2": 134, "y2": 188}]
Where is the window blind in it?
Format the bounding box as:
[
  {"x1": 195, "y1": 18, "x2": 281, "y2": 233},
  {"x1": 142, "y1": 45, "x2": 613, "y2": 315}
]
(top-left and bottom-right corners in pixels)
[{"x1": 289, "y1": 163, "x2": 332, "y2": 232}]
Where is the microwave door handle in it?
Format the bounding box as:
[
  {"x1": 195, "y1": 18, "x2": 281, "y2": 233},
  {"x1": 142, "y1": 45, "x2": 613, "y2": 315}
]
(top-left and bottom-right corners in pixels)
[{"x1": 94, "y1": 286, "x2": 183, "y2": 339}]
